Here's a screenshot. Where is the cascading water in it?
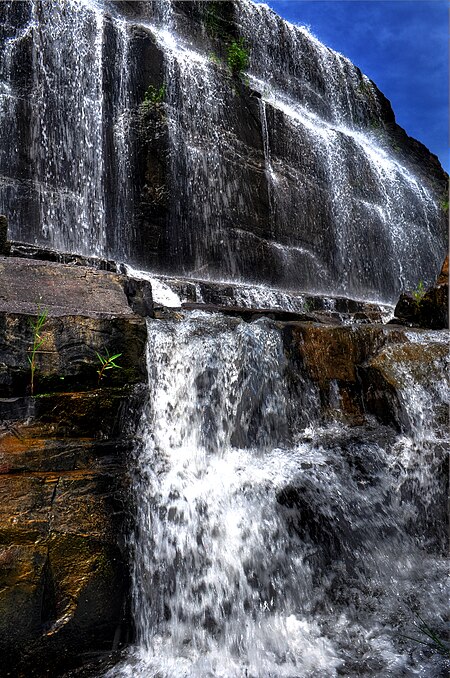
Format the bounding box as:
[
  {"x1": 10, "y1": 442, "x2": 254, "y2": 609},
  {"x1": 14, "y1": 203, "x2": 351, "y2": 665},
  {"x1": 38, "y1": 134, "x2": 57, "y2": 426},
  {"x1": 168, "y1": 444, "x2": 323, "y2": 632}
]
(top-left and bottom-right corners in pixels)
[
  {"x1": 0, "y1": 4, "x2": 447, "y2": 673},
  {"x1": 0, "y1": 0, "x2": 446, "y2": 302},
  {"x1": 107, "y1": 314, "x2": 449, "y2": 678},
  {"x1": 0, "y1": 0, "x2": 134, "y2": 258}
]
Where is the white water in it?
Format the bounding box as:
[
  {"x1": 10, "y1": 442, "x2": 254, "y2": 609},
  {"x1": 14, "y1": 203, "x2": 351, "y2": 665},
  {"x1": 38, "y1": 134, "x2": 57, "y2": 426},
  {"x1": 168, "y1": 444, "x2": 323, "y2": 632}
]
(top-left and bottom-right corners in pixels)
[{"x1": 107, "y1": 316, "x2": 449, "y2": 678}]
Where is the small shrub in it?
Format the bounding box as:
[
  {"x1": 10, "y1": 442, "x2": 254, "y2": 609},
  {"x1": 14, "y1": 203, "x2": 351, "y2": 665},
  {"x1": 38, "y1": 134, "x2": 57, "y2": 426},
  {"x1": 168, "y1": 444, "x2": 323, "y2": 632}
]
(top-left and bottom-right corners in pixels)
[
  {"x1": 411, "y1": 279, "x2": 426, "y2": 307},
  {"x1": 96, "y1": 350, "x2": 122, "y2": 385},
  {"x1": 226, "y1": 38, "x2": 250, "y2": 77},
  {"x1": 143, "y1": 84, "x2": 166, "y2": 106},
  {"x1": 440, "y1": 198, "x2": 449, "y2": 213}
]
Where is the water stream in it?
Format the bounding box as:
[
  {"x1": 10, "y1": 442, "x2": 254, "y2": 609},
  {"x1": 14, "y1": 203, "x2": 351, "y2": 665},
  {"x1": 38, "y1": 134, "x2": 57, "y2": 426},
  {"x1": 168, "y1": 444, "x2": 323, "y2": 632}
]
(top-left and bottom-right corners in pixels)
[{"x1": 107, "y1": 314, "x2": 448, "y2": 678}]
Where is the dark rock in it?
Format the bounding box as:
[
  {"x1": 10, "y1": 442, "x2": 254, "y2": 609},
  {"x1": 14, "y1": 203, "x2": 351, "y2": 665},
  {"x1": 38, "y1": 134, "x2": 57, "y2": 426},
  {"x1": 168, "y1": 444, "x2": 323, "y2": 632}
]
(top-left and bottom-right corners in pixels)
[
  {"x1": 0, "y1": 216, "x2": 10, "y2": 256},
  {"x1": 123, "y1": 278, "x2": 153, "y2": 318},
  {"x1": 8, "y1": 242, "x2": 119, "y2": 272},
  {"x1": 0, "y1": 312, "x2": 147, "y2": 397},
  {"x1": 393, "y1": 255, "x2": 449, "y2": 329}
]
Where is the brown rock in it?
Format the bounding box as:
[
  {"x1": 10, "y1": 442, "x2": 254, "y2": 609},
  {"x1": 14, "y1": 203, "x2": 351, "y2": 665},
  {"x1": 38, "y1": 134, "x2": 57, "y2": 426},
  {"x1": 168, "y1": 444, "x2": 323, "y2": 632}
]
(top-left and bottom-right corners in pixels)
[
  {"x1": 0, "y1": 256, "x2": 148, "y2": 675},
  {"x1": 359, "y1": 339, "x2": 449, "y2": 432},
  {"x1": 283, "y1": 322, "x2": 407, "y2": 425},
  {"x1": 437, "y1": 254, "x2": 449, "y2": 286},
  {"x1": 0, "y1": 393, "x2": 135, "y2": 676}
]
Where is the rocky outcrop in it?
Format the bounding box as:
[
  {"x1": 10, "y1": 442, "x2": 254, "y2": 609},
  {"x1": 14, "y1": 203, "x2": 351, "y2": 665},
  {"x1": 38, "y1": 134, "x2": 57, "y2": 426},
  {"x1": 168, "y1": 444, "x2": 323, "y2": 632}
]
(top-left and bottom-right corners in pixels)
[
  {"x1": 393, "y1": 255, "x2": 449, "y2": 329},
  {"x1": 0, "y1": 256, "x2": 149, "y2": 677},
  {"x1": 282, "y1": 320, "x2": 448, "y2": 434}
]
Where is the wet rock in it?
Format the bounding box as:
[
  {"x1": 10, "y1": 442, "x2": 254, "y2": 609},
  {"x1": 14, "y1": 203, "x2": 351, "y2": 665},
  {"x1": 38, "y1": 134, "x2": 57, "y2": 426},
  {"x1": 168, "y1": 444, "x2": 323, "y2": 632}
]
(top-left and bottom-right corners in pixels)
[
  {"x1": 0, "y1": 256, "x2": 147, "y2": 677},
  {"x1": 284, "y1": 322, "x2": 407, "y2": 425},
  {"x1": 0, "y1": 393, "x2": 138, "y2": 677},
  {"x1": 0, "y1": 255, "x2": 152, "y2": 318},
  {"x1": 393, "y1": 255, "x2": 449, "y2": 329},
  {"x1": 0, "y1": 215, "x2": 10, "y2": 256},
  {"x1": 359, "y1": 338, "x2": 449, "y2": 433}
]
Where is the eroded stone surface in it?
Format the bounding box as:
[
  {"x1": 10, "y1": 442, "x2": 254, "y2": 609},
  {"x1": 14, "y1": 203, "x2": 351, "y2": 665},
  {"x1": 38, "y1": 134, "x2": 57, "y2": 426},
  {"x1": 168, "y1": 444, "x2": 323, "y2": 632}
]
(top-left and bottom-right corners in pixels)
[{"x1": 0, "y1": 256, "x2": 147, "y2": 677}]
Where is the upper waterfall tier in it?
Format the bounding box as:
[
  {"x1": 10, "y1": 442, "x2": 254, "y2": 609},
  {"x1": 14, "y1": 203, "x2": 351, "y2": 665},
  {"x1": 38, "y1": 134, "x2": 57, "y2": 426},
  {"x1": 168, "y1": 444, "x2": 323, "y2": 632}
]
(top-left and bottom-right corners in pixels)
[{"x1": 0, "y1": 0, "x2": 447, "y2": 303}]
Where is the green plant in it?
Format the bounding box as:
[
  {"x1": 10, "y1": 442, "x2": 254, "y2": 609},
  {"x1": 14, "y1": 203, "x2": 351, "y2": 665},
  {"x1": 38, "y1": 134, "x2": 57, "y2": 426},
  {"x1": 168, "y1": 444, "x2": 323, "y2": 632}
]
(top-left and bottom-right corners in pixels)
[
  {"x1": 96, "y1": 349, "x2": 122, "y2": 385},
  {"x1": 411, "y1": 279, "x2": 426, "y2": 307},
  {"x1": 28, "y1": 307, "x2": 48, "y2": 396},
  {"x1": 401, "y1": 611, "x2": 450, "y2": 659},
  {"x1": 226, "y1": 38, "x2": 250, "y2": 77},
  {"x1": 143, "y1": 84, "x2": 166, "y2": 106},
  {"x1": 440, "y1": 198, "x2": 449, "y2": 213}
]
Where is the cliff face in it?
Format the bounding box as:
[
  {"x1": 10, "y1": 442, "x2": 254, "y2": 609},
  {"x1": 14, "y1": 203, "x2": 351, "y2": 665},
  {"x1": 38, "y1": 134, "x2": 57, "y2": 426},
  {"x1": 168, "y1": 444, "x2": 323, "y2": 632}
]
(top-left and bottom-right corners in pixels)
[
  {"x1": 0, "y1": 0, "x2": 447, "y2": 303},
  {"x1": 0, "y1": 256, "x2": 148, "y2": 677}
]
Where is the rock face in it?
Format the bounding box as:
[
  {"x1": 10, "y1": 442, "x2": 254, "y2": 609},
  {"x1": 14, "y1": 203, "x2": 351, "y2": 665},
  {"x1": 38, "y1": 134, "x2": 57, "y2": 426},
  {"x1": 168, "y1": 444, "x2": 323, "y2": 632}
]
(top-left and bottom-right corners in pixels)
[
  {"x1": 0, "y1": 256, "x2": 148, "y2": 677},
  {"x1": 0, "y1": 0, "x2": 447, "y2": 303},
  {"x1": 281, "y1": 320, "x2": 449, "y2": 434},
  {"x1": 393, "y1": 255, "x2": 449, "y2": 329}
]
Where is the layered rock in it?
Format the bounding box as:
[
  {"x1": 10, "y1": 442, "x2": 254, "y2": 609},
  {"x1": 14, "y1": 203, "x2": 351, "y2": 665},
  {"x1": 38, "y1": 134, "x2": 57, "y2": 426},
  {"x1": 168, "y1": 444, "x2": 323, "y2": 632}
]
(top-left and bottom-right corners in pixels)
[{"x1": 0, "y1": 256, "x2": 149, "y2": 677}]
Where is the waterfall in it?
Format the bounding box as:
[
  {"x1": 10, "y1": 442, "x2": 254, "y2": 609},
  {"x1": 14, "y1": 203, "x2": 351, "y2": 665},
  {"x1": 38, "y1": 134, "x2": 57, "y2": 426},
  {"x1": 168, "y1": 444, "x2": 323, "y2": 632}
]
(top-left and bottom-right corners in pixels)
[
  {"x1": 107, "y1": 316, "x2": 449, "y2": 678},
  {"x1": 0, "y1": 0, "x2": 446, "y2": 303},
  {"x1": 0, "y1": 0, "x2": 134, "y2": 259}
]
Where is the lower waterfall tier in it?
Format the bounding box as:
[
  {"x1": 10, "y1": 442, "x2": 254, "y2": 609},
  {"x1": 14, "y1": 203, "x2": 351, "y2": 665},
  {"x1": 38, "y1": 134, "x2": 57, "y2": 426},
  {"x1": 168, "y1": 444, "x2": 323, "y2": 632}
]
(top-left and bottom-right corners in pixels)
[
  {"x1": 108, "y1": 312, "x2": 449, "y2": 678},
  {"x1": 0, "y1": 254, "x2": 448, "y2": 677}
]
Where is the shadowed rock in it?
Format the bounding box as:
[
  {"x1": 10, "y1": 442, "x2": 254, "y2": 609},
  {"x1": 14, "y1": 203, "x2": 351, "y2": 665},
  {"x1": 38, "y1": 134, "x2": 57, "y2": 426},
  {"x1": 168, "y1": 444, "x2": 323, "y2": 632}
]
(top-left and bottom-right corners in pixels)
[{"x1": 393, "y1": 255, "x2": 449, "y2": 329}]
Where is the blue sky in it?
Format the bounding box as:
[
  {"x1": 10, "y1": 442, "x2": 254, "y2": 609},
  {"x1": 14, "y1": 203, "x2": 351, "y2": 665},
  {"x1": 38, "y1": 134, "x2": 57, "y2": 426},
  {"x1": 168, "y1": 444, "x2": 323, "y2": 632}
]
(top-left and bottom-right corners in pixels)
[{"x1": 260, "y1": 0, "x2": 448, "y2": 173}]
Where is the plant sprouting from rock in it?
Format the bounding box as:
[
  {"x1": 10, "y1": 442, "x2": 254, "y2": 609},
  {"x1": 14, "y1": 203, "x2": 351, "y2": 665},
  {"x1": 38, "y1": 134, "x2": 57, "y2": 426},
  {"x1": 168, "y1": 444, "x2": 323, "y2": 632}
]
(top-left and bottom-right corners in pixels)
[
  {"x1": 96, "y1": 349, "x2": 122, "y2": 385},
  {"x1": 143, "y1": 84, "x2": 166, "y2": 106},
  {"x1": 226, "y1": 38, "x2": 250, "y2": 77},
  {"x1": 28, "y1": 307, "x2": 48, "y2": 396},
  {"x1": 411, "y1": 279, "x2": 426, "y2": 307},
  {"x1": 401, "y1": 609, "x2": 450, "y2": 659}
]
